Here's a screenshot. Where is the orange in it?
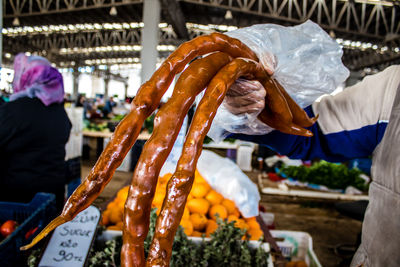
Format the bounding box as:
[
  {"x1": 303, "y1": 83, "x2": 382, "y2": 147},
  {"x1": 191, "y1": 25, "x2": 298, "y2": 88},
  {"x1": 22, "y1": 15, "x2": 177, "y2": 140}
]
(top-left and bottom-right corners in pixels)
[
  {"x1": 101, "y1": 210, "x2": 111, "y2": 226},
  {"x1": 247, "y1": 220, "x2": 261, "y2": 230},
  {"x1": 190, "y1": 213, "x2": 208, "y2": 231},
  {"x1": 116, "y1": 186, "x2": 129, "y2": 201},
  {"x1": 209, "y1": 204, "x2": 228, "y2": 220},
  {"x1": 187, "y1": 194, "x2": 194, "y2": 201},
  {"x1": 107, "y1": 201, "x2": 118, "y2": 211},
  {"x1": 152, "y1": 192, "x2": 165, "y2": 207},
  {"x1": 116, "y1": 199, "x2": 125, "y2": 211},
  {"x1": 116, "y1": 221, "x2": 124, "y2": 230},
  {"x1": 156, "y1": 207, "x2": 161, "y2": 215},
  {"x1": 221, "y1": 199, "x2": 236, "y2": 214},
  {"x1": 205, "y1": 220, "x2": 218, "y2": 237},
  {"x1": 191, "y1": 183, "x2": 211, "y2": 198},
  {"x1": 205, "y1": 190, "x2": 223, "y2": 205},
  {"x1": 231, "y1": 208, "x2": 240, "y2": 218},
  {"x1": 159, "y1": 173, "x2": 172, "y2": 184},
  {"x1": 234, "y1": 219, "x2": 249, "y2": 231},
  {"x1": 107, "y1": 225, "x2": 122, "y2": 231},
  {"x1": 245, "y1": 216, "x2": 257, "y2": 222},
  {"x1": 109, "y1": 208, "x2": 123, "y2": 224},
  {"x1": 187, "y1": 198, "x2": 210, "y2": 215},
  {"x1": 194, "y1": 170, "x2": 207, "y2": 184},
  {"x1": 248, "y1": 228, "x2": 263, "y2": 240},
  {"x1": 182, "y1": 208, "x2": 190, "y2": 220},
  {"x1": 191, "y1": 231, "x2": 203, "y2": 237},
  {"x1": 180, "y1": 220, "x2": 193, "y2": 236},
  {"x1": 227, "y1": 215, "x2": 239, "y2": 223}
]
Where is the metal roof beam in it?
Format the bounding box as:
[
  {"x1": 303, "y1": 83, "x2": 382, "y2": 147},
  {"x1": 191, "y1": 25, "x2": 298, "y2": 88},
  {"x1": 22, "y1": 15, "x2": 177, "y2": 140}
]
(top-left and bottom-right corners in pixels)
[
  {"x1": 4, "y1": 0, "x2": 143, "y2": 18},
  {"x1": 161, "y1": 0, "x2": 189, "y2": 40},
  {"x1": 179, "y1": 0, "x2": 400, "y2": 45}
]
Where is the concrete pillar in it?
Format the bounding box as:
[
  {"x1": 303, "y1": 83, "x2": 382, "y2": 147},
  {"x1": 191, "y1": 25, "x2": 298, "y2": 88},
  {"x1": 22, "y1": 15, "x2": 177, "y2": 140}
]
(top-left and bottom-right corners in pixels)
[
  {"x1": 140, "y1": 0, "x2": 160, "y2": 83},
  {"x1": 104, "y1": 77, "x2": 110, "y2": 100},
  {"x1": 124, "y1": 82, "x2": 129, "y2": 99},
  {"x1": 72, "y1": 68, "x2": 80, "y2": 100}
]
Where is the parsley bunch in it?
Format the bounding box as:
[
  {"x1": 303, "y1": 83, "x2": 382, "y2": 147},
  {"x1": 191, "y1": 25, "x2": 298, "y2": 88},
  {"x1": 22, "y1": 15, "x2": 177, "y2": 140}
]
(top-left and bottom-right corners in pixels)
[
  {"x1": 86, "y1": 210, "x2": 270, "y2": 267},
  {"x1": 281, "y1": 161, "x2": 368, "y2": 191}
]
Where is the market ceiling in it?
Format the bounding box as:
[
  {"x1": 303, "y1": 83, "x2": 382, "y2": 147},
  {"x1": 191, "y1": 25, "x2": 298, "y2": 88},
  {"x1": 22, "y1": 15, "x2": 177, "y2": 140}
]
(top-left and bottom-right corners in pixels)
[{"x1": 3, "y1": 0, "x2": 400, "y2": 71}]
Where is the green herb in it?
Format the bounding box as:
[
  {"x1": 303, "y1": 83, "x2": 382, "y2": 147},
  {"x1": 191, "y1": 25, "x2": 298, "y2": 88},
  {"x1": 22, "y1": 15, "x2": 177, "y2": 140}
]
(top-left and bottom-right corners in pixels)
[
  {"x1": 280, "y1": 160, "x2": 368, "y2": 191},
  {"x1": 29, "y1": 210, "x2": 270, "y2": 267},
  {"x1": 27, "y1": 248, "x2": 41, "y2": 267},
  {"x1": 144, "y1": 113, "x2": 155, "y2": 133},
  {"x1": 88, "y1": 237, "x2": 121, "y2": 267}
]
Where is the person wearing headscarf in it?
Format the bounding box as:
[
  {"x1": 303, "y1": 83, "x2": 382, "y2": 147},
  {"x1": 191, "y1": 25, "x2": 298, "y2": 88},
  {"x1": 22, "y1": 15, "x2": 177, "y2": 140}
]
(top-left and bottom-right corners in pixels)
[{"x1": 0, "y1": 53, "x2": 71, "y2": 210}]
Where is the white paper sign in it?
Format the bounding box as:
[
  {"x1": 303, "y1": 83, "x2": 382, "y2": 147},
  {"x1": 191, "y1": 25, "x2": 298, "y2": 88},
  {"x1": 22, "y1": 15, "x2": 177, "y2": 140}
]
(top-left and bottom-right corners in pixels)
[{"x1": 39, "y1": 206, "x2": 100, "y2": 267}]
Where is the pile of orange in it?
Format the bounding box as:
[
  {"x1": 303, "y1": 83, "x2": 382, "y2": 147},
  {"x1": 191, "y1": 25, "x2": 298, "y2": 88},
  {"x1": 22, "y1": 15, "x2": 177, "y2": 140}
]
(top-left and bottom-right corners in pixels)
[{"x1": 101, "y1": 170, "x2": 263, "y2": 241}]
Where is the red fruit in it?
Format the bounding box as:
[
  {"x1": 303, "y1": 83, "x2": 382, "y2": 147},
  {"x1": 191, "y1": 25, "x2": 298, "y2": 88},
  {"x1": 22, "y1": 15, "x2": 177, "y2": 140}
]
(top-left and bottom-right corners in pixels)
[
  {"x1": 25, "y1": 226, "x2": 39, "y2": 239},
  {"x1": 0, "y1": 220, "x2": 17, "y2": 237}
]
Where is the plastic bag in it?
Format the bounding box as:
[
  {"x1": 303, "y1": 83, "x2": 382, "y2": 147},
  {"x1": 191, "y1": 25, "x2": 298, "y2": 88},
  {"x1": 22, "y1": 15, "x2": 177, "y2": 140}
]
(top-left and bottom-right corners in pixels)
[
  {"x1": 160, "y1": 149, "x2": 260, "y2": 218},
  {"x1": 196, "y1": 150, "x2": 260, "y2": 218},
  {"x1": 208, "y1": 20, "x2": 350, "y2": 142}
]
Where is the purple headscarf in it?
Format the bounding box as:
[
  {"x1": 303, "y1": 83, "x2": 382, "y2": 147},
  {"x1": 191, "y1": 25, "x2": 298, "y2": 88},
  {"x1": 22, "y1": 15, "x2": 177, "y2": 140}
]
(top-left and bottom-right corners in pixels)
[{"x1": 10, "y1": 53, "x2": 64, "y2": 106}]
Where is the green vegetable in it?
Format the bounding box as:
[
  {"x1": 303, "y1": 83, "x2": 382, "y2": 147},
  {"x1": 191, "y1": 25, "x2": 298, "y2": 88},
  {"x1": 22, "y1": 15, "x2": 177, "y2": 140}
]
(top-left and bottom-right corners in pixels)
[
  {"x1": 87, "y1": 210, "x2": 269, "y2": 267},
  {"x1": 280, "y1": 160, "x2": 368, "y2": 191},
  {"x1": 144, "y1": 113, "x2": 155, "y2": 133},
  {"x1": 28, "y1": 210, "x2": 269, "y2": 267},
  {"x1": 111, "y1": 114, "x2": 126, "y2": 122}
]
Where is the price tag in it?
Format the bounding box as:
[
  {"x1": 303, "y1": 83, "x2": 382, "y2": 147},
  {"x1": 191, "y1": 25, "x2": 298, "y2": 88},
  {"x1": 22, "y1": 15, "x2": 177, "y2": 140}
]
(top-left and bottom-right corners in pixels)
[{"x1": 39, "y1": 206, "x2": 100, "y2": 267}]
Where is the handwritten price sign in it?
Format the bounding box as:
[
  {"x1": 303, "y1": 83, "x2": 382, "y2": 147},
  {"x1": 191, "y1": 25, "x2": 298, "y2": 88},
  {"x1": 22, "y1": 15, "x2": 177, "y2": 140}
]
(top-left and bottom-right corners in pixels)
[{"x1": 39, "y1": 206, "x2": 100, "y2": 267}]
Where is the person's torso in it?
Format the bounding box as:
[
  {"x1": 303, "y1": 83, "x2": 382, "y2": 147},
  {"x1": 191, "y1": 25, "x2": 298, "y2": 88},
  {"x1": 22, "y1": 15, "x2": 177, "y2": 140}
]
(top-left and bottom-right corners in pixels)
[
  {"x1": 0, "y1": 97, "x2": 71, "y2": 195},
  {"x1": 351, "y1": 82, "x2": 400, "y2": 267}
]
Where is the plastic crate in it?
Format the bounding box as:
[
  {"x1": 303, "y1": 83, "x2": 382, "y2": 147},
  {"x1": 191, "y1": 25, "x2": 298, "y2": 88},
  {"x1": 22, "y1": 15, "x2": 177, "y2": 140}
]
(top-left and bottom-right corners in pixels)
[
  {"x1": 0, "y1": 193, "x2": 57, "y2": 267},
  {"x1": 271, "y1": 230, "x2": 322, "y2": 267}
]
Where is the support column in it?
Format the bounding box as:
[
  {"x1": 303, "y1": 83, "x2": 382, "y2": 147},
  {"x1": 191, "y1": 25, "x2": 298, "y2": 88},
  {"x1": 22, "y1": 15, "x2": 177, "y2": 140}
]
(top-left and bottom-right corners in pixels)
[
  {"x1": 104, "y1": 76, "x2": 110, "y2": 100},
  {"x1": 140, "y1": 0, "x2": 160, "y2": 83},
  {"x1": 124, "y1": 82, "x2": 129, "y2": 99},
  {"x1": 72, "y1": 68, "x2": 80, "y2": 100}
]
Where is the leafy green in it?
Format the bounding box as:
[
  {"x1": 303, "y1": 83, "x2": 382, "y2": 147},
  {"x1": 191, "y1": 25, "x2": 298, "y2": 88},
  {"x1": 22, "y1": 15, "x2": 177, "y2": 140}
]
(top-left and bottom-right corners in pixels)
[
  {"x1": 280, "y1": 161, "x2": 368, "y2": 191},
  {"x1": 111, "y1": 114, "x2": 126, "y2": 122}
]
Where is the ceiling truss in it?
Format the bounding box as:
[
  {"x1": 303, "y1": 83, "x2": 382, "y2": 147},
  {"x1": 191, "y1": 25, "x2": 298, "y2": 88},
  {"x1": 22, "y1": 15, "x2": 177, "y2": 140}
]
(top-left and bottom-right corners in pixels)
[
  {"x1": 181, "y1": 0, "x2": 400, "y2": 46},
  {"x1": 3, "y1": 0, "x2": 143, "y2": 17},
  {"x1": 2, "y1": 0, "x2": 400, "y2": 71}
]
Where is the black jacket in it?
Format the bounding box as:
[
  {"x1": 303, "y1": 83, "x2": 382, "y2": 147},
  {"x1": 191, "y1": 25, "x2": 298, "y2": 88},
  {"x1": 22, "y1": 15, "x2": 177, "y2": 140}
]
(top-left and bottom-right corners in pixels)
[{"x1": 0, "y1": 97, "x2": 71, "y2": 204}]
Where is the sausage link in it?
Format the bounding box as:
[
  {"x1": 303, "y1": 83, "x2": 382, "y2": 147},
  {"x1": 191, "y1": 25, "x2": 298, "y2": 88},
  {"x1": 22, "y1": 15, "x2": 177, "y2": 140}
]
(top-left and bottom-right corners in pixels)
[
  {"x1": 146, "y1": 58, "x2": 266, "y2": 266},
  {"x1": 258, "y1": 78, "x2": 313, "y2": 136},
  {"x1": 122, "y1": 53, "x2": 233, "y2": 267},
  {"x1": 21, "y1": 33, "x2": 257, "y2": 251},
  {"x1": 274, "y1": 79, "x2": 318, "y2": 128}
]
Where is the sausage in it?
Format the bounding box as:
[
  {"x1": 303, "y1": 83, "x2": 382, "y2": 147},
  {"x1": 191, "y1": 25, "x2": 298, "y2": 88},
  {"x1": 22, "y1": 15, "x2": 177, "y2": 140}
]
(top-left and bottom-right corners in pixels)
[
  {"x1": 147, "y1": 58, "x2": 315, "y2": 266},
  {"x1": 146, "y1": 58, "x2": 267, "y2": 266},
  {"x1": 273, "y1": 79, "x2": 318, "y2": 128},
  {"x1": 258, "y1": 78, "x2": 313, "y2": 136},
  {"x1": 21, "y1": 33, "x2": 257, "y2": 251},
  {"x1": 121, "y1": 52, "x2": 232, "y2": 267}
]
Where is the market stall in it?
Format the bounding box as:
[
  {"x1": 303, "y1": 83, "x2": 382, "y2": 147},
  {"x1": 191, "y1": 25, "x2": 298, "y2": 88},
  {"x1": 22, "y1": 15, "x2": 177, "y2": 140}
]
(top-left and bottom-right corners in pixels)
[{"x1": 3, "y1": 0, "x2": 399, "y2": 266}]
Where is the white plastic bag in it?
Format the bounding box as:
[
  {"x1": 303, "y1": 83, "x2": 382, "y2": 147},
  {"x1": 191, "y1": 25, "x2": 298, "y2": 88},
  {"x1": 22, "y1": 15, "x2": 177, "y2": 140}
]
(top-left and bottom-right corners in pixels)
[
  {"x1": 208, "y1": 20, "x2": 350, "y2": 142},
  {"x1": 196, "y1": 150, "x2": 260, "y2": 218},
  {"x1": 160, "y1": 149, "x2": 260, "y2": 218}
]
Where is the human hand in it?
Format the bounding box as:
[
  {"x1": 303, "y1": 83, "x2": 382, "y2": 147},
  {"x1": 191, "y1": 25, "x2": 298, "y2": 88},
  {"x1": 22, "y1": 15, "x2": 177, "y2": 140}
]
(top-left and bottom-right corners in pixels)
[{"x1": 224, "y1": 79, "x2": 266, "y2": 116}]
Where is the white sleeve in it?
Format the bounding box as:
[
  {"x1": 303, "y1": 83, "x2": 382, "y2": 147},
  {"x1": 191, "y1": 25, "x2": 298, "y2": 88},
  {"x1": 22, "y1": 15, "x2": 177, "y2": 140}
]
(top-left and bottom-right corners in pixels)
[{"x1": 313, "y1": 65, "x2": 400, "y2": 135}]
